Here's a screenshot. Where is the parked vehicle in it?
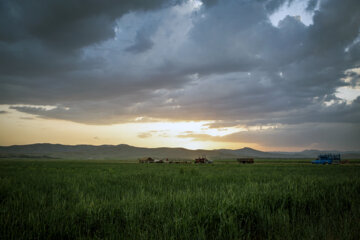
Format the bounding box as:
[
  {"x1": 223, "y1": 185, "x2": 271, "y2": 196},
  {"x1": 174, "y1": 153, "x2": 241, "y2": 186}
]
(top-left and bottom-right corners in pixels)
[
  {"x1": 312, "y1": 154, "x2": 341, "y2": 164},
  {"x1": 195, "y1": 156, "x2": 213, "y2": 164},
  {"x1": 237, "y1": 158, "x2": 254, "y2": 164}
]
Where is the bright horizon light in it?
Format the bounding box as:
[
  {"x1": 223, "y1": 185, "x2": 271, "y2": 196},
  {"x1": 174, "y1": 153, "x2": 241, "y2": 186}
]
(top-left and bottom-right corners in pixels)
[{"x1": 0, "y1": 104, "x2": 257, "y2": 151}]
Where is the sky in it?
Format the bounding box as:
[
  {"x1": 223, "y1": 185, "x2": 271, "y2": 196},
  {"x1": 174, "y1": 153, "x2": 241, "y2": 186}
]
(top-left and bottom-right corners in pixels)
[{"x1": 0, "y1": 0, "x2": 359, "y2": 151}]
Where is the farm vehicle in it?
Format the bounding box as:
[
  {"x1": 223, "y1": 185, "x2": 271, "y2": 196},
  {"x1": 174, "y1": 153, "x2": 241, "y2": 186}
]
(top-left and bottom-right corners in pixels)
[
  {"x1": 195, "y1": 156, "x2": 213, "y2": 164},
  {"x1": 312, "y1": 154, "x2": 341, "y2": 165},
  {"x1": 237, "y1": 158, "x2": 254, "y2": 164}
]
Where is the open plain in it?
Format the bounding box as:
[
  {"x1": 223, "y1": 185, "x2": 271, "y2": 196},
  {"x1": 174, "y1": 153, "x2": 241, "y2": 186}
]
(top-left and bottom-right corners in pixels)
[{"x1": 1, "y1": 159, "x2": 359, "y2": 239}]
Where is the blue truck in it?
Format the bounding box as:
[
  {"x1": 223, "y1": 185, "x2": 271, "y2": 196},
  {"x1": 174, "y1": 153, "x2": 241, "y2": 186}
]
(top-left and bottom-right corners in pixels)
[{"x1": 312, "y1": 154, "x2": 341, "y2": 164}]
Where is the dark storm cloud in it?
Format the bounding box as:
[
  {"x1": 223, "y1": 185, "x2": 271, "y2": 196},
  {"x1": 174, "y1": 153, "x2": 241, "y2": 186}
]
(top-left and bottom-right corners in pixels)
[
  {"x1": 0, "y1": 0, "x2": 169, "y2": 49},
  {"x1": 124, "y1": 16, "x2": 162, "y2": 54},
  {"x1": 202, "y1": 0, "x2": 295, "y2": 13},
  {"x1": 0, "y1": 0, "x2": 169, "y2": 77},
  {"x1": 307, "y1": 0, "x2": 360, "y2": 55},
  {"x1": 305, "y1": 0, "x2": 318, "y2": 11},
  {"x1": 262, "y1": 0, "x2": 295, "y2": 13},
  {"x1": 345, "y1": 70, "x2": 360, "y2": 88},
  {"x1": 1, "y1": 0, "x2": 360, "y2": 149}
]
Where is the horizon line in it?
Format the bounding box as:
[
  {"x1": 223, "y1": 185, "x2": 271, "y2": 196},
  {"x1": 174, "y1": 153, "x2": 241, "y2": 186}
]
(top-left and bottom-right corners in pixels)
[{"x1": 0, "y1": 142, "x2": 358, "y2": 153}]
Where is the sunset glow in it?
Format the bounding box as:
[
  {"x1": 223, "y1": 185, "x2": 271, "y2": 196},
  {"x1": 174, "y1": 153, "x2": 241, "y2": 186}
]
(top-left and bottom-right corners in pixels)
[{"x1": 0, "y1": 104, "x2": 252, "y2": 150}]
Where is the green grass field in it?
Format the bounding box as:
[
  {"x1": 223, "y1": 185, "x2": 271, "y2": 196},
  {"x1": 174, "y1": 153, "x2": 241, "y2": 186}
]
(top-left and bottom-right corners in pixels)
[{"x1": 1, "y1": 159, "x2": 359, "y2": 239}]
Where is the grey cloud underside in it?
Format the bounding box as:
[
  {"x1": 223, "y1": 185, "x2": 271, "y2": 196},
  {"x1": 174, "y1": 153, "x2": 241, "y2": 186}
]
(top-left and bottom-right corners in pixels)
[
  {"x1": 0, "y1": 0, "x2": 170, "y2": 77},
  {"x1": 179, "y1": 123, "x2": 360, "y2": 150},
  {"x1": 0, "y1": 0, "x2": 169, "y2": 49},
  {"x1": 202, "y1": 0, "x2": 296, "y2": 13},
  {"x1": 125, "y1": 28, "x2": 155, "y2": 54},
  {"x1": 1, "y1": 0, "x2": 360, "y2": 149}
]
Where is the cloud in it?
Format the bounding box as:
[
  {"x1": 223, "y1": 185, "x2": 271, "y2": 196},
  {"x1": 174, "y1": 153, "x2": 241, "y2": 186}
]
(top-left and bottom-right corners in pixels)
[
  {"x1": 138, "y1": 132, "x2": 153, "y2": 139},
  {"x1": 0, "y1": 0, "x2": 169, "y2": 49},
  {"x1": 0, "y1": 110, "x2": 8, "y2": 114},
  {"x1": 179, "y1": 123, "x2": 360, "y2": 150},
  {"x1": 306, "y1": 0, "x2": 318, "y2": 11},
  {"x1": 125, "y1": 31, "x2": 154, "y2": 53},
  {"x1": 0, "y1": 0, "x2": 170, "y2": 78},
  {"x1": 1, "y1": 0, "x2": 360, "y2": 149},
  {"x1": 137, "y1": 130, "x2": 170, "y2": 139},
  {"x1": 124, "y1": 17, "x2": 160, "y2": 54}
]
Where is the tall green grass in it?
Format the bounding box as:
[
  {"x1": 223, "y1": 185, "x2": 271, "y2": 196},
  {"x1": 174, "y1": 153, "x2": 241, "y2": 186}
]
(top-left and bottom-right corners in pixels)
[{"x1": 0, "y1": 160, "x2": 359, "y2": 239}]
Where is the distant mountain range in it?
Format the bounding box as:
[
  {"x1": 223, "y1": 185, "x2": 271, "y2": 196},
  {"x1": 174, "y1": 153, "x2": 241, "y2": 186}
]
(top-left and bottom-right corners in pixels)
[{"x1": 0, "y1": 144, "x2": 359, "y2": 160}]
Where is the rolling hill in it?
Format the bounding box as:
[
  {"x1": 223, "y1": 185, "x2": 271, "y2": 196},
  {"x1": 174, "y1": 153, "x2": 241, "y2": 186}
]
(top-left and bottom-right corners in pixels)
[{"x1": 0, "y1": 143, "x2": 359, "y2": 160}]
